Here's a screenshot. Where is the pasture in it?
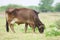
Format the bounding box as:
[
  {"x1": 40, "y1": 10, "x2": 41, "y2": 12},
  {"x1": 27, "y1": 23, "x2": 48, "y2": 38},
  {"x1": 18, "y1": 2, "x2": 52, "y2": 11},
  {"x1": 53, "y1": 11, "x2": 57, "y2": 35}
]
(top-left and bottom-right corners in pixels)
[{"x1": 0, "y1": 12, "x2": 60, "y2": 40}]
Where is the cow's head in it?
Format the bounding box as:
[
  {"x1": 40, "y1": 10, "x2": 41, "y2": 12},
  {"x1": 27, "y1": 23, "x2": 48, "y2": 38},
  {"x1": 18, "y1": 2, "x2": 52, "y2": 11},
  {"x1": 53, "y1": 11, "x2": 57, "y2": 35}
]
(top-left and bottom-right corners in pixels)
[{"x1": 38, "y1": 24, "x2": 45, "y2": 33}]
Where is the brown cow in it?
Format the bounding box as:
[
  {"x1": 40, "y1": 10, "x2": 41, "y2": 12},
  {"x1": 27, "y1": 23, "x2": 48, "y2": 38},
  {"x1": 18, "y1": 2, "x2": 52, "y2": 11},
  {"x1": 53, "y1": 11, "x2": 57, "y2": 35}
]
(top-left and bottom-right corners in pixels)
[{"x1": 6, "y1": 8, "x2": 45, "y2": 33}]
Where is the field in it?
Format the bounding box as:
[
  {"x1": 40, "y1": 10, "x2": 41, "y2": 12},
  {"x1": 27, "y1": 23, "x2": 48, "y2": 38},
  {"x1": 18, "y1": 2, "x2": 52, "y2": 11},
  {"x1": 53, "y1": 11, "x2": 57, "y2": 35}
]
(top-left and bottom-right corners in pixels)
[{"x1": 0, "y1": 12, "x2": 60, "y2": 40}]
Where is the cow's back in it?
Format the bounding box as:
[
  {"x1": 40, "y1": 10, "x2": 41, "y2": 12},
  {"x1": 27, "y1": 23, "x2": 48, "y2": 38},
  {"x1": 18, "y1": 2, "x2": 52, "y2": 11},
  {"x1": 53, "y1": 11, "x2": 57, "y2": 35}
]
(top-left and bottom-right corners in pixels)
[
  {"x1": 14, "y1": 8, "x2": 37, "y2": 22},
  {"x1": 6, "y1": 8, "x2": 39, "y2": 24}
]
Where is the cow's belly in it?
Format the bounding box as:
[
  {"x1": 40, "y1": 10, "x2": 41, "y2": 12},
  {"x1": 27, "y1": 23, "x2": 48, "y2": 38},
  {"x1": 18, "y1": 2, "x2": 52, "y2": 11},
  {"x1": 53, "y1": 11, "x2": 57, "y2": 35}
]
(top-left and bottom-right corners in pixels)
[
  {"x1": 10, "y1": 18, "x2": 34, "y2": 25},
  {"x1": 15, "y1": 22, "x2": 24, "y2": 25},
  {"x1": 10, "y1": 18, "x2": 26, "y2": 24}
]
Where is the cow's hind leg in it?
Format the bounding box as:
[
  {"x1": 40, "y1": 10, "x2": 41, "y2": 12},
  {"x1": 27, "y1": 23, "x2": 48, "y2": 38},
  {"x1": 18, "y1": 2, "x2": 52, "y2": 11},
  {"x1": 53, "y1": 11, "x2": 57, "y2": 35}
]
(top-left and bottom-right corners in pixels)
[
  {"x1": 6, "y1": 20, "x2": 9, "y2": 32},
  {"x1": 9, "y1": 18, "x2": 17, "y2": 33},
  {"x1": 10, "y1": 24, "x2": 15, "y2": 33},
  {"x1": 25, "y1": 23, "x2": 28, "y2": 33}
]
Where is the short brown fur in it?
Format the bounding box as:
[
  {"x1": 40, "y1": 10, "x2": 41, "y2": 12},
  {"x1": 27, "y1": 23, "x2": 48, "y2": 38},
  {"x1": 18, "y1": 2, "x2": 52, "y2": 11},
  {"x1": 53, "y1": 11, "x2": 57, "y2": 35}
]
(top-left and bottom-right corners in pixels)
[{"x1": 6, "y1": 8, "x2": 45, "y2": 33}]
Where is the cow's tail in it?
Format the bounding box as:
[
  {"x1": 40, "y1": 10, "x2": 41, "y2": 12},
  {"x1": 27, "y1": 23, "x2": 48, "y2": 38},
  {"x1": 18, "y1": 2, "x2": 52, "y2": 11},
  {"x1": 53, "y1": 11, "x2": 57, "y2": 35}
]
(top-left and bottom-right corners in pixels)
[{"x1": 6, "y1": 20, "x2": 9, "y2": 32}]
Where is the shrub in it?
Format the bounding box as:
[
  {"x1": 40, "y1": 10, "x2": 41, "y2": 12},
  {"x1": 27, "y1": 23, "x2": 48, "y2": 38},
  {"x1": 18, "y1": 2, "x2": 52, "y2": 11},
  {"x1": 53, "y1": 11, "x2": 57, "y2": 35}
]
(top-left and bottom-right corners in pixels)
[
  {"x1": 45, "y1": 29, "x2": 60, "y2": 36},
  {"x1": 45, "y1": 20, "x2": 60, "y2": 36},
  {"x1": 55, "y1": 20, "x2": 60, "y2": 29}
]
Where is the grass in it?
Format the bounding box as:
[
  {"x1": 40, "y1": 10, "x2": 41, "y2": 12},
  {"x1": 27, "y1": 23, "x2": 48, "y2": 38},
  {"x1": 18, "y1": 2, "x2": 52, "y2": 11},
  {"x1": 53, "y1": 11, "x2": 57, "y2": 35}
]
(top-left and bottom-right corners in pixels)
[{"x1": 0, "y1": 12, "x2": 60, "y2": 40}]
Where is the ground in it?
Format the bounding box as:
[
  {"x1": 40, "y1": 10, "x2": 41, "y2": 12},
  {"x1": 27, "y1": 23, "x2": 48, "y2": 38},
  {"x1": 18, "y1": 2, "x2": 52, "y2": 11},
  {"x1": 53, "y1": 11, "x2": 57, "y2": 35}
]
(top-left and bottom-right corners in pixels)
[{"x1": 0, "y1": 12, "x2": 60, "y2": 40}]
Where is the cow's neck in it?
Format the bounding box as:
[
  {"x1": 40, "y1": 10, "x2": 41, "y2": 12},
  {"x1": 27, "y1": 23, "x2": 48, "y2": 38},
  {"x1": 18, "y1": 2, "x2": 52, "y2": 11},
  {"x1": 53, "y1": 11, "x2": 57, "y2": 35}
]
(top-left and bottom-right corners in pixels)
[{"x1": 35, "y1": 18, "x2": 43, "y2": 27}]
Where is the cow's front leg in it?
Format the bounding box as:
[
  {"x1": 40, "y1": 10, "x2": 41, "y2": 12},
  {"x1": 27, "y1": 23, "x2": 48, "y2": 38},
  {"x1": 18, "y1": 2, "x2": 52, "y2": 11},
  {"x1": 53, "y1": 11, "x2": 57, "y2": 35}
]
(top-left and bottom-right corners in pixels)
[
  {"x1": 29, "y1": 23, "x2": 35, "y2": 33},
  {"x1": 32, "y1": 25, "x2": 35, "y2": 33}
]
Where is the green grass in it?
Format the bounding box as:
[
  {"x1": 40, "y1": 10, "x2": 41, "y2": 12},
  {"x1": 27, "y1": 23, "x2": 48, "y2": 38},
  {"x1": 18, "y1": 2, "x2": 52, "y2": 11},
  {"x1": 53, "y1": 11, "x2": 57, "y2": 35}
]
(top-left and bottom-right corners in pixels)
[{"x1": 0, "y1": 12, "x2": 60, "y2": 40}]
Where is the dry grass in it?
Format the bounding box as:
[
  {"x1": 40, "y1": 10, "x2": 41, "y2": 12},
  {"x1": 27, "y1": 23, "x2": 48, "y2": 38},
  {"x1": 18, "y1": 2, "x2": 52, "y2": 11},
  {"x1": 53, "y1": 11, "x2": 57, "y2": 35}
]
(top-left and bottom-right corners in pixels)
[{"x1": 0, "y1": 12, "x2": 60, "y2": 40}]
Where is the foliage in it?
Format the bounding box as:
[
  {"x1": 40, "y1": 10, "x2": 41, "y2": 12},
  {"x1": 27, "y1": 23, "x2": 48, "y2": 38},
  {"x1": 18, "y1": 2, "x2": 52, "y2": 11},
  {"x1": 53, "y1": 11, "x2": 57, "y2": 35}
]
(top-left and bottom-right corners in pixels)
[
  {"x1": 55, "y1": 3, "x2": 60, "y2": 12},
  {"x1": 45, "y1": 20, "x2": 60, "y2": 36},
  {"x1": 27, "y1": 6, "x2": 39, "y2": 12},
  {"x1": 0, "y1": 4, "x2": 24, "y2": 12},
  {"x1": 39, "y1": 0, "x2": 54, "y2": 12},
  {"x1": 0, "y1": 6, "x2": 7, "y2": 11},
  {"x1": 0, "y1": 0, "x2": 60, "y2": 12},
  {"x1": 6, "y1": 4, "x2": 24, "y2": 8},
  {"x1": 45, "y1": 29, "x2": 60, "y2": 36},
  {"x1": 55, "y1": 20, "x2": 60, "y2": 29}
]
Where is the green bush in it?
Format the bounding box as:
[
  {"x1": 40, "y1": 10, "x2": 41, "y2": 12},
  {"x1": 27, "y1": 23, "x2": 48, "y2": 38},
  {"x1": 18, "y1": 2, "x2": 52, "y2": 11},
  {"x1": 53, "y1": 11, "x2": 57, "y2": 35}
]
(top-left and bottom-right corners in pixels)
[
  {"x1": 45, "y1": 20, "x2": 60, "y2": 36},
  {"x1": 55, "y1": 20, "x2": 60, "y2": 29},
  {"x1": 45, "y1": 29, "x2": 60, "y2": 36}
]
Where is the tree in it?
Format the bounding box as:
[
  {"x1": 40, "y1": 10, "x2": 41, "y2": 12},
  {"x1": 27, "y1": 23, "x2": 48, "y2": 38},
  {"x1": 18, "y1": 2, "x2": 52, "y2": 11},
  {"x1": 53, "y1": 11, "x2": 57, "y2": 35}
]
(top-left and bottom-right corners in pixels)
[
  {"x1": 0, "y1": 4, "x2": 24, "y2": 11},
  {"x1": 55, "y1": 3, "x2": 60, "y2": 12},
  {"x1": 0, "y1": 6, "x2": 7, "y2": 11},
  {"x1": 27, "y1": 6, "x2": 39, "y2": 12},
  {"x1": 39, "y1": 0, "x2": 54, "y2": 12}
]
